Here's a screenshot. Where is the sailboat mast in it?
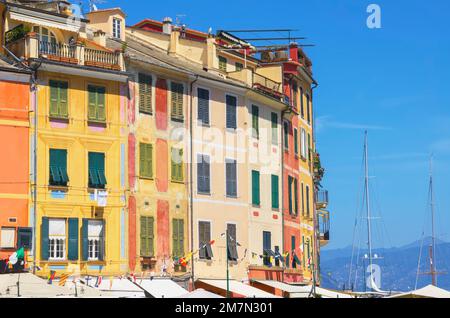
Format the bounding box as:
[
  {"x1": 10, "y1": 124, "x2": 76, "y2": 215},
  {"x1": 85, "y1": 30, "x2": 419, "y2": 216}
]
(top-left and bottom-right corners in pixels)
[
  {"x1": 364, "y1": 131, "x2": 374, "y2": 287},
  {"x1": 429, "y1": 156, "x2": 437, "y2": 286}
]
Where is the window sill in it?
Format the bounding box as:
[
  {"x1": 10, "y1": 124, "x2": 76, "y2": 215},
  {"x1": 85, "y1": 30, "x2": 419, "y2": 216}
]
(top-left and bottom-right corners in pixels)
[
  {"x1": 88, "y1": 187, "x2": 107, "y2": 192},
  {"x1": 88, "y1": 121, "x2": 107, "y2": 128},
  {"x1": 226, "y1": 195, "x2": 238, "y2": 199},
  {"x1": 49, "y1": 117, "x2": 69, "y2": 123},
  {"x1": 197, "y1": 191, "x2": 211, "y2": 196},
  {"x1": 226, "y1": 128, "x2": 237, "y2": 133},
  {"x1": 49, "y1": 185, "x2": 69, "y2": 192},
  {"x1": 272, "y1": 208, "x2": 280, "y2": 212},
  {"x1": 252, "y1": 204, "x2": 261, "y2": 208},
  {"x1": 171, "y1": 118, "x2": 184, "y2": 123},
  {"x1": 46, "y1": 260, "x2": 69, "y2": 265},
  {"x1": 171, "y1": 179, "x2": 185, "y2": 184},
  {"x1": 139, "y1": 111, "x2": 153, "y2": 116},
  {"x1": 198, "y1": 122, "x2": 211, "y2": 128},
  {"x1": 139, "y1": 176, "x2": 154, "y2": 181}
]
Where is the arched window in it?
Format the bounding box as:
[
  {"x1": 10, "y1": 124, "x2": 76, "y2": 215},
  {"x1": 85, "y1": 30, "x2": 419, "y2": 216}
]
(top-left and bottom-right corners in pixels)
[{"x1": 33, "y1": 26, "x2": 57, "y2": 44}]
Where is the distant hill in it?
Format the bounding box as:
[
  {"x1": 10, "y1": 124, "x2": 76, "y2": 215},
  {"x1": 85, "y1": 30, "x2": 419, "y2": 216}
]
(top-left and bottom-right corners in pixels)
[{"x1": 320, "y1": 238, "x2": 450, "y2": 292}]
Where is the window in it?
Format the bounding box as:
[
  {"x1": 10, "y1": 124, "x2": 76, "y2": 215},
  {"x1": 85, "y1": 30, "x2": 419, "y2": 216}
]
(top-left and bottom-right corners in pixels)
[
  {"x1": 263, "y1": 231, "x2": 272, "y2": 266},
  {"x1": 33, "y1": 26, "x2": 56, "y2": 53},
  {"x1": 288, "y1": 176, "x2": 294, "y2": 215},
  {"x1": 138, "y1": 73, "x2": 152, "y2": 114},
  {"x1": 0, "y1": 228, "x2": 15, "y2": 249},
  {"x1": 306, "y1": 94, "x2": 311, "y2": 123},
  {"x1": 171, "y1": 82, "x2": 184, "y2": 122},
  {"x1": 172, "y1": 219, "x2": 184, "y2": 258},
  {"x1": 252, "y1": 170, "x2": 260, "y2": 207},
  {"x1": 49, "y1": 149, "x2": 69, "y2": 187},
  {"x1": 87, "y1": 85, "x2": 106, "y2": 123},
  {"x1": 300, "y1": 87, "x2": 304, "y2": 118},
  {"x1": 284, "y1": 122, "x2": 289, "y2": 151},
  {"x1": 308, "y1": 133, "x2": 312, "y2": 162},
  {"x1": 227, "y1": 223, "x2": 238, "y2": 261},
  {"x1": 140, "y1": 216, "x2": 154, "y2": 257},
  {"x1": 49, "y1": 80, "x2": 68, "y2": 119},
  {"x1": 294, "y1": 178, "x2": 299, "y2": 215},
  {"x1": 271, "y1": 113, "x2": 278, "y2": 145},
  {"x1": 226, "y1": 95, "x2": 237, "y2": 130},
  {"x1": 197, "y1": 154, "x2": 211, "y2": 194},
  {"x1": 301, "y1": 128, "x2": 307, "y2": 159},
  {"x1": 235, "y1": 62, "x2": 243, "y2": 71},
  {"x1": 252, "y1": 105, "x2": 259, "y2": 139},
  {"x1": 226, "y1": 159, "x2": 237, "y2": 198},
  {"x1": 291, "y1": 236, "x2": 297, "y2": 268},
  {"x1": 294, "y1": 128, "x2": 299, "y2": 156},
  {"x1": 306, "y1": 185, "x2": 310, "y2": 218},
  {"x1": 87, "y1": 220, "x2": 104, "y2": 261},
  {"x1": 49, "y1": 219, "x2": 66, "y2": 261},
  {"x1": 197, "y1": 88, "x2": 210, "y2": 125},
  {"x1": 292, "y1": 82, "x2": 298, "y2": 109},
  {"x1": 88, "y1": 152, "x2": 107, "y2": 189},
  {"x1": 301, "y1": 183, "x2": 305, "y2": 215},
  {"x1": 112, "y1": 18, "x2": 122, "y2": 39},
  {"x1": 171, "y1": 148, "x2": 184, "y2": 182},
  {"x1": 199, "y1": 221, "x2": 213, "y2": 260},
  {"x1": 271, "y1": 175, "x2": 279, "y2": 210},
  {"x1": 17, "y1": 228, "x2": 32, "y2": 250},
  {"x1": 218, "y1": 56, "x2": 227, "y2": 72},
  {"x1": 140, "y1": 143, "x2": 153, "y2": 179}
]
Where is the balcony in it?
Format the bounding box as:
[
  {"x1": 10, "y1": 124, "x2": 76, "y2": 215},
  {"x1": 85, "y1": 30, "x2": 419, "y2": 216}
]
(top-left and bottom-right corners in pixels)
[
  {"x1": 315, "y1": 190, "x2": 329, "y2": 209},
  {"x1": 317, "y1": 210, "x2": 330, "y2": 247},
  {"x1": 5, "y1": 32, "x2": 124, "y2": 71},
  {"x1": 252, "y1": 72, "x2": 284, "y2": 100}
]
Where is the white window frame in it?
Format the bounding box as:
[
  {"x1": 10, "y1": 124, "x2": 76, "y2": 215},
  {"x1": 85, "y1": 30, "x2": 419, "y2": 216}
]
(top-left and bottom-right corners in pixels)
[
  {"x1": 0, "y1": 227, "x2": 16, "y2": 249},
  {"x1": 88, "y1": 220, "x2": 103, "y2": 261},
  {"x1": 301, "y1": 128, "x2": 307, "y2": 159},
  {"x1": 112, "y1": 18, "x2": 122, "y2": 39},
  {"x1": 48, "y1": 219, "x2": 66, "y2": 261}
]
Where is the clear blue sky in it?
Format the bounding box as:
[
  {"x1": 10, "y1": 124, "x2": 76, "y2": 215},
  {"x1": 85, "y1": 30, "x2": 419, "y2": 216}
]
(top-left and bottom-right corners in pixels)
[{"x1": 100, "y1": 0, "x2": 450, "y2": 249}]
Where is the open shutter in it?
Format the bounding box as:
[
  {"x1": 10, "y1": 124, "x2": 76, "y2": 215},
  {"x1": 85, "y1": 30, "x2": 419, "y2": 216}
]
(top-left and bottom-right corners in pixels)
[
  {"x1": 68, "y1": 218, "x2": 79, "y2": 261},
  {"x1": 59, "y1": 81, "x2": 68, "y2": 118},
  {"x1": 139, "y1": 74, "x2": 152, "y2": 114},
  {"x1": 87, "y1": 85, "x2": 97, "y2": 121},
  {"x1": 198, "y1": 222, "x2": 206, "y2": 259},
  {"x1": 49, "y1": 81, "x2": 59, "y2": 117},
  {"x1": 99, "y1": 220, "x2": 105, "y2": 261},
  {"x1": 41, "y1": 217, "x2": 49, "y2": 261},
  {"x1": 294, "y1": 129, "x2": 299, "y2": 155},
  {"x1": 81, "y1": 219, "x2": 89, "y2": 261},
  {"x1": 96, "y1": 86, "x2": 106, "y2": 122}
]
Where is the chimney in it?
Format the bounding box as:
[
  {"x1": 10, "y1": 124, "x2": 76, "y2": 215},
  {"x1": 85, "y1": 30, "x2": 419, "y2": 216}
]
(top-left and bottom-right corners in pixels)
[
  {"x1": 93, "y1": 30, "x2": 107, "y2": 48},
  {"x1": 163, "y1": 17, "x2": 173, "y2": 35},
  {"x1": 289, "y1": 42, "x2": 299, "y2": 63}
]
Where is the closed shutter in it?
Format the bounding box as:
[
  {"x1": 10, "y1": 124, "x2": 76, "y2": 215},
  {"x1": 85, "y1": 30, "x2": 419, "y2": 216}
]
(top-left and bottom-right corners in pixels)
[
  {"x1": 288, "y1": 176, "x2": 293, "y2": 214},
  {"x1": 197, "y1": 155, "x2": 210, "y2": 194},
  {"x1": 252, "y1": 105, "x2": 259, "y2": 139},
  {"x1": 172, "y1": 219, "x2": 184, "y2": 258},
  {"x1": 171, "y1": 148, "x2": 183, "y2": 182},
  {"x1": 140, "y1": 143, "x2": 153, "y2": 179},
  {"x1": 306, "y1": 94, "x2": 310, "y2": 123},
  {"x1": 300, "y1": 87, "x2": 304, "y2": 118},
  {"x1": 171, "y1": 82, "x2": 184, "y2": 122},
  {"x1": 59, "y1": 81, "x2": 68, "y2": 118},
  {"x1": 271, "y1": 175, "x2": 279, "y2": 210},
  {"x1": 49, "y1": 80, "x2": 59, "y2": 117},
  {"x1": 67, "y1": 218, "x2": 79, "y2": 261},
  {"x1": 271, "y1": 113, "x2": 278, "y2": 145},
  {"x1": 284, "y1": 122, "x2": 289, "y2": 150},
  {"x1": 41, "y1": 217, "x2": 49, "y2": 261},
  {"x1": 306, "y1": 186, "x2": 310, "y2": 217},
  {"x1": 294, "y1": 129, "x2": 299, "y2": 155},
  {"x1": 301, "y1": 183, "x2": 305, "y2": 215},
  {"x1": 197, "y1": 88, "x2": 210, "y2": 125},
  {"x1": 252, "y1": 170, "x2": 260, "y2": 206},
  {"x1": 139, "y1": 73, "x2": 152, "y2": 114},
  {"x1": 226, "y1": 95, "x2": 237, "y2": 129},
  {"x1": 226, "y1": 159, "x2": 237, "y2": 197},
  {"x1": 81, "y1": 219, "x2": 89, "y2": 261},
  {"x1": 87, "y1": 85, "x2": 97, "y2": 121},
  {"x1": 140, "y1": 217, "x2": 154, "y2": 257},
  {"x1": 97, "y1": 86, "x2": 106, "y2": 122},
  {"x1": 294, "y1": 179, "x2": 298, "y2": 215}
]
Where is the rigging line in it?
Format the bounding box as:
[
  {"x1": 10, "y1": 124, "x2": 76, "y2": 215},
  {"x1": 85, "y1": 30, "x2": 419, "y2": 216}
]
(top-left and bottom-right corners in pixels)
[{"x1": 415, "y1": 229, "x2": 426, "y2": 290}]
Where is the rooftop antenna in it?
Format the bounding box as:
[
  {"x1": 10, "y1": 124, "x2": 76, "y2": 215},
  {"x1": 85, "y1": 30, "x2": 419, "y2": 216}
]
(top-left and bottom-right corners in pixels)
[{"x1": 175, "y1": 14, "x2": 187, "y2": 27}]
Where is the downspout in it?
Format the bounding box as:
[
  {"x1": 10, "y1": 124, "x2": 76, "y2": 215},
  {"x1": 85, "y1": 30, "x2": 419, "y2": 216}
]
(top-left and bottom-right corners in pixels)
[
  {"x1": 310, "y1": 80, "x2": 319, "y2": 285},
  {"x1": 189, "y1": 75, "x2": 199, "y2": 290}
]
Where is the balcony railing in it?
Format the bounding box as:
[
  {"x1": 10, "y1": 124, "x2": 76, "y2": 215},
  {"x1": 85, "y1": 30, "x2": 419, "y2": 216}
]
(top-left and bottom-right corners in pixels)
[
  {"x1": 252, "y1": 72, "x2": 284, "y2": 100},
  {"x1": 317, "y1": 210, "x2": 330, "y2": 246},
  {"x1": 315, "y1": 190, "x2": 329, "y2": 208},
  {"x1": 5, "y1": 32, "x2": 124, "y2": 71}
]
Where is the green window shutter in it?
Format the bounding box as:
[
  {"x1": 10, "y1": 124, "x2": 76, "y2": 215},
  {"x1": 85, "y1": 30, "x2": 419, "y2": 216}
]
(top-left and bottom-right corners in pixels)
[
  {"x1": 139, "y1": 74, "x2": 152, "y2": 114},
  {"x1": 252, "y1": 105, "x2": 259, "y2": 139},
  {"x1": 97, "y1": 86, "x2": 106, "y2": 122},
  {"x1": 41, "y1": 217, "x2": 49, "y2": 261},
  {"x1": 68, "y1": 218, "x2": 79, "y2": 261},
  {"x1": 171, "y1": 148, "x2": 183, "y2": 182},
  {"x1": 172, "y1": 219, "x2": 178, "y2": 257},
  {"x1": 49, "y1": 80, "x2": 59, "y2": 117},
  {"x1": 81, "y1": 219, "x2": 89, "y2": 261},
  {"x1": 271, "y1": 113, "x2": 278, "y2": 145},
  {"x1": 89, "y1": 152, "x2": 106, "y2": 188},
  {"x1": 271, "y1": 175, "x2": 279, "y2": 210},
  {"x1": 288, "y1": 177, "x2": 293, "y2": 214},
  {"x1": 140, "y1": 144, "x2": 153, "y2": 179},
  {"x1": 140, "y1": 217, "x2": 148, "y2": 256},
  {"x1": 172, "y1": 219, "x2": 184, "y2": 258},
  {"x1": 252, "y1": 170, "x2": 260, "y2": 206},
  {"x1": 294, "y1": 179, "x2": 298, "y2": 215},
  {"x1": 88, "y1": 85, "x2": 97, "y2": 121},
  {"x1": 284, "y1": 122, "x2": 289, "y2": 150},
  {"x1": 149, "y1": 217, "x2": 154, "y2": 256},
  {"x1": 171, "y1": 82, "x2": 184, "y2": 121},
  {"x1": 294, "y1": 129, "x2": 299, "y2": 155},
  {"x1": 49, "y1": 149, "x2": 68, "y2": 186},
  {"x1": 59, "y1": 81, "x2": 68, "y2": 118}
]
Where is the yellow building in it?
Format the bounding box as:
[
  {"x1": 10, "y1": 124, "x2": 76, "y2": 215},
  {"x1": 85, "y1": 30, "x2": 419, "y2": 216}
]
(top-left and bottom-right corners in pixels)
[{"x1": 3, "y1": 1, "x2": 129, "y2": 277}]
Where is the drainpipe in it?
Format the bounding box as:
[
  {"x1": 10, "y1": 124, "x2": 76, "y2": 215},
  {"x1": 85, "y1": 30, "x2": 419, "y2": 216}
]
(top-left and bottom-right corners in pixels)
[{"x1": 189, "y1": 75, "x2": 199, "y2": 290}]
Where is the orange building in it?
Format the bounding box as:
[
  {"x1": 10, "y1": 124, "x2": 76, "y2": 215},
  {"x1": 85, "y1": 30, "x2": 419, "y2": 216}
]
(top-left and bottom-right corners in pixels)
[{"x1": 0, "y1": 57, "x2": 31, "y2": 261}]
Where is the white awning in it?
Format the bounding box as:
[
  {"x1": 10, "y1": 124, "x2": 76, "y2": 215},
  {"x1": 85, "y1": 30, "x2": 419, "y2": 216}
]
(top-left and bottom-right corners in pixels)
[
  {"x1": 198, "y1": 279, "x2": 280, "y2": 298},
  {"x1": 177, "y1": 289, "x2": 224, "y2": 299},
  {"x1": 388, "y1": 285, "x2": 450, "y2": 298},
  {"x1": 134, "y1": 279, "x2": 188, "y2": 298},
  {"x1": 0, "y1": 273, "x2": 74, "y2": 298},
  {"x1": 9, "y1": 8, "x2": 84, "y2": 33},
  {"x1": 90, "y1": 278, "x2": 146, "y2": 298}
]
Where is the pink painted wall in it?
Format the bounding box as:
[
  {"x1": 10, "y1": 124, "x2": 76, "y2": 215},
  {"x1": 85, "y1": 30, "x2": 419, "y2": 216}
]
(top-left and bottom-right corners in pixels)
[
  {"x1": 155, "y1": 138, "x2": 168, "y2": 193},
  {"x1": 128, "y1": 195, "x2": 137, "y2": 271},
  {"x1": 155, "y1": 78, "x2": 168, "y2": 131},
  {"x1": 157, "y1": 200, "x2": 170, "y2": 258}
]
